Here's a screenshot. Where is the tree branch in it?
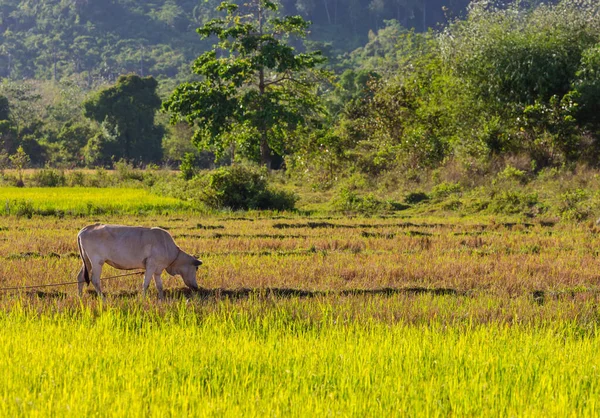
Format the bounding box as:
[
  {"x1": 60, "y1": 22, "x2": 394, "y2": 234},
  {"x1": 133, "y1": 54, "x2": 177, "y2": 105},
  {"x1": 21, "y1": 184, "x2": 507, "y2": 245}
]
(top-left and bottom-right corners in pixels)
[{"x1": 264, "y1": 75, "x2": 311, "y2": 87}]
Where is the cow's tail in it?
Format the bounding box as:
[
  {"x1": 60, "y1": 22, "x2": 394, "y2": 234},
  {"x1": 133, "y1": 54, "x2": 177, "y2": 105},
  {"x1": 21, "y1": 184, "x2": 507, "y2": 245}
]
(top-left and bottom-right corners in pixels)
[{"x1": 77, "y1": 235, "x2": 90, "y2": 285}]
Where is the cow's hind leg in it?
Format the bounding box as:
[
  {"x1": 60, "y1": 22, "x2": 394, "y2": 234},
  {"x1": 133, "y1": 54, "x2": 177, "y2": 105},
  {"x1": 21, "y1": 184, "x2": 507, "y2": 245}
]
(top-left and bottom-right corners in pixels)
[{"x1": 90, "y1": 262, "x2": 104, "y2": 299}]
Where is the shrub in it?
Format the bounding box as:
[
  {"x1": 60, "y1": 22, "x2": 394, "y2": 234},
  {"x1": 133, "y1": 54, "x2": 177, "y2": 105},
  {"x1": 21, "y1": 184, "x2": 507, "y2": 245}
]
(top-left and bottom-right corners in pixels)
[
  {"x1": 180, "y1": 153, "x2": 199, "y2": 180},
  {"x1": 559, "y1": 189, "x2": 591, "y2": 221},
  {"x1": 29, "y1": 168, "x2": 66, "y2": 187},
  {"x1": 496, "y1": 166, "x2": 527, "y2": 184},
  {"x1": 114, "y1": 159, "x2": 144, "y2": 182},
  {"x1": 404, "y1": 191, "x2": 429, "y2": 204},
  {"x1": 488, "y1": 191, "x2": 541, "y2": 215},
  {"x1": 67, "y1": 171, "x2": 86, "y2": 187},
  {"x1": 200, "y1": 165, "x2": 297, "y2": 211},
  {"x1": 431, "y1": 182, "x2": 462, "y2": 200},
  {"x1": 332, "y1": 188, "x2": 391, "y2": 213}
]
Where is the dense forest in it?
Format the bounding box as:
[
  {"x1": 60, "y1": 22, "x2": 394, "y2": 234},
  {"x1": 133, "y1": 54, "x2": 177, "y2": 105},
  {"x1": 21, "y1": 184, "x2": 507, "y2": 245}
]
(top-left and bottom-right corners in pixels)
[
  {"x1": 1, "y1": 0, "x2": 598, "y2": 193},
  {"x1": 0, "y1": 0, "x2": 472, "y2": 82}
]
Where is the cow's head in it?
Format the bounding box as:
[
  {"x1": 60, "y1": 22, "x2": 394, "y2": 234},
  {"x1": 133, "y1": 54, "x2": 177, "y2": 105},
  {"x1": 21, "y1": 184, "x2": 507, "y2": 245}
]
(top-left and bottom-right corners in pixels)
[{"x1": 167, "y1": 252, "x2": 202, "y2": 291}]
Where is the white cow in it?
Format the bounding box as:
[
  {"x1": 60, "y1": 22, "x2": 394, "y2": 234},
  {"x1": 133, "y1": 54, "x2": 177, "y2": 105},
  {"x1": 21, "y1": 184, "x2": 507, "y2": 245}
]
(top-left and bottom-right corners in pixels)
[{"x1": 77, "y1": 224, "x2": 202, "y2": 299}]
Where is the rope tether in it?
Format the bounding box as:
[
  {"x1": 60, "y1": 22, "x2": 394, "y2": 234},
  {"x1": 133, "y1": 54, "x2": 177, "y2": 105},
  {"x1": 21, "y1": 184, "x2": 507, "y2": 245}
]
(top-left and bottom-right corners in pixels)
[{"x1": 0, "y1": 270, "x2": 145, "y2": 292}]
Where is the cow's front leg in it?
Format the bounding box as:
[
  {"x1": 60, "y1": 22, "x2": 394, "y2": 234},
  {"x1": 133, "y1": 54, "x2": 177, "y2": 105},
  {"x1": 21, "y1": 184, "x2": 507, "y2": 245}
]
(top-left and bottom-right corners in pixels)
[
  {"x1": 153, "y1": 272, "x2": 165, "y2": 300},
  {"x1": 77, "y1": 265, "x2": 86, "y2": 296},
  {"x1": 142, "y1": 268, "x2": 154, "y2": 297}
]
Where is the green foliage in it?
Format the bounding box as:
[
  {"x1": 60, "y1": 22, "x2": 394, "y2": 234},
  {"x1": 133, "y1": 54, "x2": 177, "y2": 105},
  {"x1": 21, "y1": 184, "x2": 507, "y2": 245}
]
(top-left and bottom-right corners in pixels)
[
  {"x1": 114, "y1": 160, "x2": 145, "y2": 182},
  {"x1": 332, "y1": 188, "x2": 391, "y2": 213},
  {"x1": 9, "y1": 145, "x2": 29, "y2": 186},
  {"x1": 199, "y1": 165, "x2": 297, "y2": 210},
  {"x1": 488, "y1": 191, "x2": 542, "y2": 215},
  {"x1": 335, "y1": 31, "x2": 456, "y2": 173},
  {"x1": 430, "y1": 182, "x2": 461, "y2": 200},
  {"x1": 0, "y1": 120, "x2": 17, "y2": 156},
  {"x1": 404, "y1": 191, "x2": 429, "y2": 204},
  {"x1": 163, "y1": 0, "x2": 328, "y2": 168},
  {"x1": 53, "y1": 122, "x2": 96, "y2": 166},
  {"x1": 444, "y1": 1, "x2": 597, "y2": 107},
  {"x1": 83, "y1": 75, "x2": 164, "y2": 164},
  {"x1": 327, "y1": 0, "x2": 600, "y2": 179},
  {"x1": 179, "y1": 153, "x2": 199, "y2": 180},
  {"x1": 29, "y1": 168, "x2": 66, "y2": 187},
  {"x1": 496, "y1": 166, "x2": 528, "y2": 185},
  {"x1": 0, "y1": 96, "x2": 9, "y2": 121},
  {"x1": 559, "y1": 189, "x2": 591, "y2": 222},
  {"x1": 83, "y1": 122, "x2": 119, "y2": 167},
  {"x1": 571, "y1": 44, "x2": 600, "y2": 135},
  {"x1": 438, "y1": 0, "x2": 600, "y2": 167}
]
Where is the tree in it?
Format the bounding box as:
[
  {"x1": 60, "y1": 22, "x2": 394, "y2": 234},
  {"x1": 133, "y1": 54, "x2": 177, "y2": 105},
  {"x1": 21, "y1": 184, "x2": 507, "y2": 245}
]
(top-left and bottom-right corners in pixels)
[
  {"x1": 0, "y1": 95, "x2": 9, "y2": 121},
  {"x1": 9, "y1": 145, "x2": 29, "y2": 187},
  {"x1": 83, "y1": 74, "x2": 164, "y2": 164},
  {"x1": 163, "y1": 0, "x2": 328, "y2": 169},
  {"x1": 0, "y1": 80, "x2": 42, "y2": 137}
]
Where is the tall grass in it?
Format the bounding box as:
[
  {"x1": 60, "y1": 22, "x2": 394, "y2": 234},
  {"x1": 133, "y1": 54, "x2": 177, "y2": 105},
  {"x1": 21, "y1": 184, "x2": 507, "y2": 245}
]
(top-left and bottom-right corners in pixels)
[{"x1": 0, "y1": 305, "x2": 598, "y2": 416}]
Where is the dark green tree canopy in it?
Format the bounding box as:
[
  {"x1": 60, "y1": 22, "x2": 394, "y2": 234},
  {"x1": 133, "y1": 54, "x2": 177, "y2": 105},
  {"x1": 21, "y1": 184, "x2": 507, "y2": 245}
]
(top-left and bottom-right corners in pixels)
[
  {"x1": 0, "y1": 96, "x2": 9, "y2": 121},
  {"x1": 83, "y1": 74, "x2": 164, "y2": 164},
  {"x1": 163, "y1": 0, "x2": 328, "y2": 168}
]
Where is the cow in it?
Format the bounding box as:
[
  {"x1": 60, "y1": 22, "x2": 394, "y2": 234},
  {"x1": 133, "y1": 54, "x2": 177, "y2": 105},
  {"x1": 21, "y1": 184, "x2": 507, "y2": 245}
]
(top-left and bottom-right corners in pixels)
[{"x1": 77, "y1": 224, "x2": 202, "y2": 299}]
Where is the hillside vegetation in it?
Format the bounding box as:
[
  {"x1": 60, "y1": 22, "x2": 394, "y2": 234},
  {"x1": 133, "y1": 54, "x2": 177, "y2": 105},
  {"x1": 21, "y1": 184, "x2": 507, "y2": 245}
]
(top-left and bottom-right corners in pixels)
[{"x1": 0, "y1": 0, "x2": 468, "y2": 82}]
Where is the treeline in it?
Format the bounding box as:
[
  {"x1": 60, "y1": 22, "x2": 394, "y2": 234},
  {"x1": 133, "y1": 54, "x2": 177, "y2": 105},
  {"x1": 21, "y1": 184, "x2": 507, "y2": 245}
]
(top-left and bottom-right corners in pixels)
[{"x1": 310, "y1": 0, "x2": 600, "y2": 183}]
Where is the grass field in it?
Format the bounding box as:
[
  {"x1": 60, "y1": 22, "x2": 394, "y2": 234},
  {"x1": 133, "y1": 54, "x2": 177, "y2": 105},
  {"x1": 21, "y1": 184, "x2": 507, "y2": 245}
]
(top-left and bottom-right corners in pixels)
[
  {"x1": 0, "y1": 187, "x2": 193, "y2": 216},
  {"x1": 2, "y1": 200, "x2": 600, "y2": 415}
]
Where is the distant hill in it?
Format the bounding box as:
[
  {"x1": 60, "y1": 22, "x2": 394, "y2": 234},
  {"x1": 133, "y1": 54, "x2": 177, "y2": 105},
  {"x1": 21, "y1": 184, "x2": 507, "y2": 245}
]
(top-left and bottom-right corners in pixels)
[{"x1": 0, "y1": 0, "x2": 470, "y2": 84}]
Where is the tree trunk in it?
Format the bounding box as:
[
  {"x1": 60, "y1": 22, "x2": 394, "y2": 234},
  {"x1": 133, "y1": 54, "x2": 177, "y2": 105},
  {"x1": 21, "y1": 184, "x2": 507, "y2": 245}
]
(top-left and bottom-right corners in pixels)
[
  {"x1": 258, "y1": 62, "x2": 272, "y2": 169},
  {"x1": 53, "y1": 47, "x2": 57, "y2": 82},
  {"x1": 260, "y1": 134, "x2": 272, "y2": 169}
]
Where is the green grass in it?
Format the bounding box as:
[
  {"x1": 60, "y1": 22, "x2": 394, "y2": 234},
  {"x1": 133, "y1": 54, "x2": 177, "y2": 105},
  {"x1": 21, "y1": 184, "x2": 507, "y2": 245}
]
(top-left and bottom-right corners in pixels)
[
  {"x1": 0, "y1": 305, "x2": 599, "y2": 417},
  {"x1": 0, "y1": 187, "x2": 193, "y2": 216}
]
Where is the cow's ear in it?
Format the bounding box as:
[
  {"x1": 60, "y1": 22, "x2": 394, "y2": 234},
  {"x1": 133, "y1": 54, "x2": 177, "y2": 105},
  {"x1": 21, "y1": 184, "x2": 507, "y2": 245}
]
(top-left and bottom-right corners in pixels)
[{"x1": 193, "y1": 259, "x2": 202, "y2": 266}]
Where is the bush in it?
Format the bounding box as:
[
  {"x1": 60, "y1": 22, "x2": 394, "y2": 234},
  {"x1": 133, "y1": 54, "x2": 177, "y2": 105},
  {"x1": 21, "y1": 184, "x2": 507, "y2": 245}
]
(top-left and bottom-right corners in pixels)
[
  {"x1": 67, "y1": 171, "x2": 86, "y2": 187},
  {"x1": 404, "y1": 191, "x2": 429, "y2": 204},
  {"x1": 488, "y1": 191, "x2": 542, "y2": 215},
  {"x1": 29, "y1": 168, "x2": 66, "y2": 187},
  {"x1": 199, "y1": 165, "x2": 297, "y2": 211},
  {"x1": 114, "y1": 159, "x2": 144, "y2": 182},
  {"x1": 180, "y1": 153, "x2": 199, "y2": 180},
  {"x1": 559, "y1": 189, "x2": 591, "y2": 221},
  {"x1": 431, "y1": 182, "x2": 462, "y2": 200},
  {"x1": 332, "y1": 188, "x2": 392, "y2": 213},
  {"x1": 496, "y1": 166, "x2": 527, "y2": 184}
]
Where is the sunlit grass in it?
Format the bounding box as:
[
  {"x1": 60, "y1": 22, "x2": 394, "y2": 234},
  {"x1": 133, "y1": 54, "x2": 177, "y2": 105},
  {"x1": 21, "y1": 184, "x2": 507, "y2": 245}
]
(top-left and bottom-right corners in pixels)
[
  {"x1": 0, "y1": 187, "x2": 193, "y2": 215},
  {"x1": 0, "y1": 306, "x2": 599, "y2": 416}
]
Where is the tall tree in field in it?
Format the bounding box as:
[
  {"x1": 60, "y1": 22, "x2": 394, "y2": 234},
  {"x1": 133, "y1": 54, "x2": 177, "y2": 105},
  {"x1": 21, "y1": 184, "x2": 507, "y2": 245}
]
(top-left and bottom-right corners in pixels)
[
  {"x1": 163, "y1": 0, "x2": 327, "y2": 169},
  {"x1": 83, "y1": 74, "x2": 164, "y2": 164}
]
